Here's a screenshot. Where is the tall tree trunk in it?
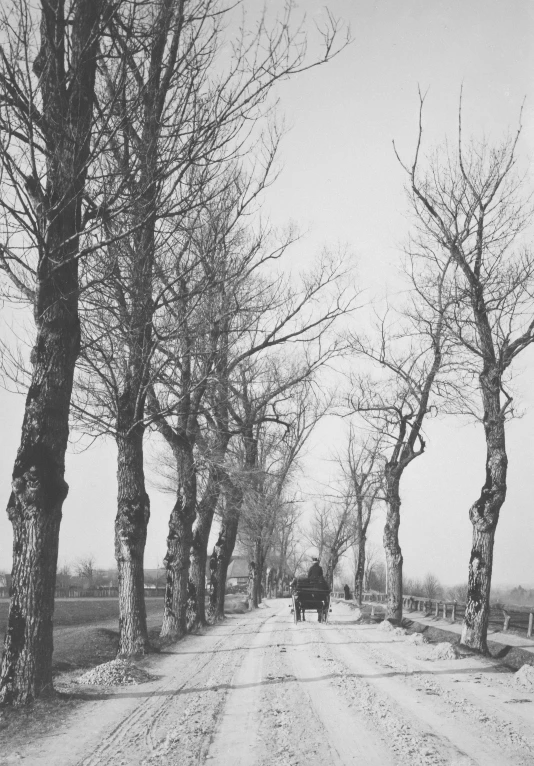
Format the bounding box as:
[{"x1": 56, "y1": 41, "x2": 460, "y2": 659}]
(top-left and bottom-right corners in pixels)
[
  {"x1": 213, "y1": 512, "x2": 239, "y2": 620},
  {"x1": 115, "y1": 420, "x2": 150, "y2": 655},
  {"x1": 252, "y1": 539, "x2": 265, "y2": 607},
  {"x1": 326, "y1": 553, "x2": 337, "y2": 590},
  {"x1": 248, "y1": 561, "x2": 257, "y2": 609},
  {"x1": 384, "y1": 471, "x2": 403, "y2": 623},
  {"x1": 0, "y1": 0, "x2": 104, "y2": 705},
  {"x1": 160, "y1": 495, "x2": 195, "y2": 638},
  {"x1": 190, "y1": 457, "x2": 228, "y2": 625},
  {"x1": 190, "y1": 512, "x2": 212, "y2": 626},
  {"x1": 461, "y1": 383, "x2": 506, "y2": 653},
  {"x1": 161, "y1": 442, "x2": 196, "y2": 639},
  {"x1": 354, "y1": 535, "x2": 366, "y2": 607}
]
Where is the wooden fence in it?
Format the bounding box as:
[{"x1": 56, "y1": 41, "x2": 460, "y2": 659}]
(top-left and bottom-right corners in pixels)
[{"x1": 361, "y1": 592, "x2": 534, "y2": 639}]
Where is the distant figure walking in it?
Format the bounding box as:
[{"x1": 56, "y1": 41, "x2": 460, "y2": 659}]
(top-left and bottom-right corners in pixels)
[
  {"x1": 307, "y1": 557, "x2": 323, "y2": 579},
  {"x1": 344, "y1": 584, "x2": 351, "y2": 600}
]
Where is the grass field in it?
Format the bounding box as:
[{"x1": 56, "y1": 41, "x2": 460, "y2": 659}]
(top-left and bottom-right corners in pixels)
[
  {"x1": 0, "y1": 596, "x2": 249, "y2": 672},
  {"x1": 0, "y1": 597, "x2": 165, "y2": 636}
]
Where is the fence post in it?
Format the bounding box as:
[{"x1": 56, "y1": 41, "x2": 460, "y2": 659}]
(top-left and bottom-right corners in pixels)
[
  {"x1": 528, "y1": 612, "x2": 533, "y2": 639},
  {"x1": 434, "y1": 601, "x2": 439, "y2": 617},
  {"x1": 451, "y1": 602, "x2": 456, "y2": 622},
  {"x1": 443, "y1": 603, "x2": 447, "y2": 619},
  {"x1": 503, "y1": 610, "x2": 510, "y2": 631}
]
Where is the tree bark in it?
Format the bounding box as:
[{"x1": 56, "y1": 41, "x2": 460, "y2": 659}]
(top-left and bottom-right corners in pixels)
[
  {"x1": 325, "y1": 555, "x2": 336, "y2": 590},
  {"x1": 354, "y1": 535, "x2": 366, "y2": 607},
  {"x1": 115, "y1": 421, "x2": 150, "y2": 655},
  {"x1": 190, "y1": 524, "x2": 209, "y2": 626},
  {"x1": 189, "y1": 452, "x2": 229, "y2": 625},
  {"x1": 160, "y1": 442, "x2": 197, "y2": 639},
  {"x1": 461, "y1": 373, "x2": 506, "y2": 653},
  {"x1": 0, "y1": 0, "x2": 104, "y2": 705},
  {"x1": 213, "y1": 507, "x2": 240, "y2": 620},
  {"x1": 384, "y1": 471, "x2": 403, "y2": 623}
]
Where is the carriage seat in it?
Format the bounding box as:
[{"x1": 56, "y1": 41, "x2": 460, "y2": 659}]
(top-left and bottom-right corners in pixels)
[{"x1": 291, "y1": 576, "x2": 330, "y2": 592}]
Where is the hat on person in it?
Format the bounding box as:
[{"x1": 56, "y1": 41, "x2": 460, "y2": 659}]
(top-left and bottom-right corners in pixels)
[{"x1": 312, "y1": 557, "x2": 319, "y2": 561}]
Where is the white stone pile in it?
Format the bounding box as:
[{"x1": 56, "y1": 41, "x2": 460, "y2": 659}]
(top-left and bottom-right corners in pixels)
[
  {"x1": 406, "y1": 632, "x2": 427, "y2": 645},
  {"x1": 427, "y1": 642, "x2": 457, "y2": 660},
  {"x1": 77, "y1": 659, "x2": 152, "y2": 686},
  {"x1": 514, "y1": 664, "x2": 534, "y2": 690}
]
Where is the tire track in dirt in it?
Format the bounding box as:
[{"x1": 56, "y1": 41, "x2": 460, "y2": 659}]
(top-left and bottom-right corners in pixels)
[
  {"x1": 204, "y1": 604, "x2": 282, "y2": 764},
  {"x1": 322, "y1": 611, "x2": 533, "y2": 765},
  {"x1": 285, "y1": 617, "x2": 395, "y2": 765},
  {"x1": 78, "y1": 611, "x2": 275, "y2": 766},
  {"x1": 301, "y1": 617, "x2": 450, "y2": 765},
  {"x1": 366, "y1": 628, "x2": 534, "y2": 741},
  {"x1": 253, "y1": 615, "x2": 337, "y2": 766}
]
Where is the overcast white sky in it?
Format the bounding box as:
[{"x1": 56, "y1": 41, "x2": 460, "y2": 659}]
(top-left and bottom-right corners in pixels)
[{"x1": 1, "y1": 0, "x2": 533, "y2": 587}]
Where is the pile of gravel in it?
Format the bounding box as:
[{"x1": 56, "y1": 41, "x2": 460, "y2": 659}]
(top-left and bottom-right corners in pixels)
[
  {"x1": 379, "y1": 619, "x2": 394, "y2": 632},
  {"x1": 514, "y1": 664, "x2": 534, "y2": 690},
  {"x1": 406, "y1": 632, "x2": 427, "y2": 645},
  {"x1": 77, "y1": 659, "x2": 152, "y2": 687},
  {"x1": 427, "y1": 641, "x2": 457, "y2": 660}
]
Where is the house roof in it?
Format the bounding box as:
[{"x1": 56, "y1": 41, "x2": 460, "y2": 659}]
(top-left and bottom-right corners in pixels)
[{"x1": 227, "y1": 557, "x2": 249, "y2": 579}]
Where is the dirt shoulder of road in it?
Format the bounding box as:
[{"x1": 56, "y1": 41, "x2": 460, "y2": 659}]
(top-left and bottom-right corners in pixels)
[
  {"x1": 403, "y1": 614, "x2": 534, "y2": 671},
  {"x1": 351, "y1": 600, "x2": 534, "y2": 670},
  {"x1": 4, "y1": 599, "x2": 534, "y2": 766},
  {"x1": 0, "y1": 595, "x2": 249, "y2": 759}
]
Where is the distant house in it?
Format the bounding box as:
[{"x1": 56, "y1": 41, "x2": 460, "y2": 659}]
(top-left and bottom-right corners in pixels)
[{"x1": 226, "y1": 557, "x2": 249, "y2": 588}]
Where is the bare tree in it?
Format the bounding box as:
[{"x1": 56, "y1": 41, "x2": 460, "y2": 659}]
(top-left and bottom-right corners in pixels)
[
  {"x1": 423, "y1": 572, "x2": 442, "y2": 600},
  {"x1": 0, "y1": 0, "x2": 110, "y2": 704},
  {"x1": 74, "y1": 555, "x2": 97, "y2": 584},
  {"x1": 398, "y1": 93, "x2": 534, "y2": 651},
  {"x1": 236, "y1": 375, "x2": 327, "y2": 608},
  {"x1": 346, "y1": 298, "x2": 449, "y2": 623},
  {"x1": 307, "y1": 496, "x2": 358, "y2": 589},
  {"x1": 361, "y1": 542, "x2": 383, "y2": 592},
  {"x1": 402, "y1": 575, "x2": 424, "y2": 598},
  {"x1": 266, "y1": 495, "x2": 302, "y2": 595},
  {"x1": 337, "y1": 427, "x2": 383, "y2": 605},
  {"x1": 72, "y1": 0, "x2": 348, "y2": 654}
]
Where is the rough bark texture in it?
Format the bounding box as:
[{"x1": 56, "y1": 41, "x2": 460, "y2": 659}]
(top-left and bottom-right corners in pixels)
[
  {"x1": 213, "y1": 511, "x2": 239, "y2": 620},
  {"x1": 461, "y1": 366, "x2": 506, "y2": 652},
  {"x1": 190, "y1": 452, "x2": 229, "y2": 624},
  {"x1": 160, "y1": 442, "x2": 197, "y2": 639},
  {"x1": 0, "y1": 0, "x2": 104, "y2": 705},
  {"x1": 254, "y1": 539, "x2": 266, "y2": 607},
  {"x1": 111, "y1": 0, "x2": 184, "y2": 652},
  {"x1": 115, "y1": 422, "x2": 150, "y2": 655},
  {"x1": 384, "y1": 471, "x2": 403, "y2": 624},
  {"x1": 325, "y1": 555, "x2": 337, "y2": 591},
  {"x1": 190, "y1": 523, "x2": 210, "y2": 626},
  {"x1": 354, "y1": 536, "x2": 366, "y2": 607}
]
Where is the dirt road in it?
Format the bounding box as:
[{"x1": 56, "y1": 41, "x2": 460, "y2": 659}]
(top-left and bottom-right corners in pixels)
[{"x1": 3, "y1": 600, "x2": 534, "y2": 766}]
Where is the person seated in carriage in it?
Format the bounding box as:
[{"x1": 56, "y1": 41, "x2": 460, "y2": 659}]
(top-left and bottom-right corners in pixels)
[{"x1": 307, "y1": 557, "x2": 323, "y2": 580}]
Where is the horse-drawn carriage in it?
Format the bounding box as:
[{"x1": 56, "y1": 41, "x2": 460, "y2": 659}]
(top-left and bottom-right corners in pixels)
[{"x1": 290, "y1": 577, "x2": 331, "y2": 623}]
